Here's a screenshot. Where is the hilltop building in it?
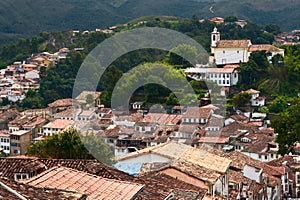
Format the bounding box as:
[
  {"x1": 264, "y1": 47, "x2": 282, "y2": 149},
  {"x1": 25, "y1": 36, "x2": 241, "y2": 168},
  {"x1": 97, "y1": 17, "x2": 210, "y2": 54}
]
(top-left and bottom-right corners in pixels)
[{"x1": 210, "y1": 27, "x2": 284, "y2": 65}]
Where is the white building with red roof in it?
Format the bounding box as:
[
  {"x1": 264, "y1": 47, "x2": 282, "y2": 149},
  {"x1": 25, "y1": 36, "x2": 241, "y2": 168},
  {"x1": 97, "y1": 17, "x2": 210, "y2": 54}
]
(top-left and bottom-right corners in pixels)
[{"x1": 211, "y1": 27, "x2": 284, "y2": 65}]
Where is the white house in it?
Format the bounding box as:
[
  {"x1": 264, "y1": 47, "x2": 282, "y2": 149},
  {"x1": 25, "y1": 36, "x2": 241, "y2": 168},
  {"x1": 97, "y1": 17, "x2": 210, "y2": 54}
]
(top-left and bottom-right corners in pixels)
[
  {"x1": 210, "y1": 27, "x2": 284, "y2": 66},
  {"x1": 0, "y1": 132, "x2": 10, "y2": 155},
  {"x1": 211, "y1": 27, "x2": 251, "y2": 65},
  {"x1": 246, "y1": 89, "x2": 265, "y2": 107},
  {"x1": 42, "y1": 119, "x2": 73, "y2": 136},
  {"x1": 185, "y1": 64, "x2": 239, "y2": 87},
  {"x1": 181, "y1": 107, "x2": 212, "y2": 125}
]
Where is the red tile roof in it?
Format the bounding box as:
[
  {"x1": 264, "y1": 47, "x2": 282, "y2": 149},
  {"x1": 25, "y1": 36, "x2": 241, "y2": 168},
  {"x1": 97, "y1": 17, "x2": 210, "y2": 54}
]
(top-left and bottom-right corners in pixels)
[
  {"x1": 144, "y1": 113, "x2": 182, "y2": 125},
  {"x1": 136, "y1": 172, "x2": 207, "y2": 199},
  {"x1": 48, "y1": 98, "x2": 73, "y2": 108},
  {"x1": 183, "y1": 107, "x2": 212, "y2": 119},
  {"x1": 23, "y1": 166, "x2": 144, "y2": 200},
  {"x1": 0, "y1": 177, "x2": 86, "y2": 200},
  {"x1": 0, "y1": 157, "x2": 135, "y2": 181},
  {"x1": 217, "y1": 40, "x2": 251, "y2": 48}
]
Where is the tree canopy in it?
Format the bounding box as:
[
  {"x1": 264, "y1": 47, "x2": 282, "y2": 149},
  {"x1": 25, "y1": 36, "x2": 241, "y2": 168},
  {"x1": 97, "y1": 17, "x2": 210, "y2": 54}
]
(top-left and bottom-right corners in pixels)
[
  {"x1": 272, "y1": 101, "x2": 300, "y2": 155},
  {"x1": 26, "y1": 128, "x2": 115, "y2": 165}
]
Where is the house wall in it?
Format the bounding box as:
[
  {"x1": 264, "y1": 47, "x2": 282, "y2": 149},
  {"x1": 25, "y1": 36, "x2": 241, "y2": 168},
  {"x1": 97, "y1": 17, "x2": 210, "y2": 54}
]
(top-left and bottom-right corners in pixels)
[
  {"x1": 0, "y1": 136, "x2": 10, "y2": 154},
  {"x1": 118, "y1": 153, "x2": 171, "y2": 163},
  {"x1": 214, "y1": 174, "x2": 228, "y2": 196},
  {"x1": 10, "y1": 132, "x2": 31, "y2": 155},
  {"x1": 243, "y1": 152, "x2": 280, "y2": 162},
  {"x1": 214, "y1": 47, "x2": 248, "y2": 65},
  {"x1": 42, "y1": 127, "x2": 65, "y2": 136},
  {"x1": 243, "y1": 164, "x2": 262, "y2": 183}
]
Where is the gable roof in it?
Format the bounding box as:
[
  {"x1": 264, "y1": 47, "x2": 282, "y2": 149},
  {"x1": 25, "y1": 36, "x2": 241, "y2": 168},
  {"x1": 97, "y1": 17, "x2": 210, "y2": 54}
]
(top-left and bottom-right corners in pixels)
[
  {"x1": 249, "y1": 44, "x2": 282, "y2": 52},
  {"x1": 183, "y1": 107, "x2": 212, "y2": 119},
  {"x1": 0, "y1": 157, "x2": 135, "y2": 181},
  {"x1": 0, "y1": 177, "x2": 86, "y2": 200},
  {"x1": 217, "y1": 40, "x2": 251, "y2": 48},
  {"x1": 48, "y1": 98, "x2": 73, "y2": 108},
  {"x1": 22, "y1": 166, "x2": 144, "y2": 200},
  {"x1": 136, "y1": 172, "x2": 207, "y2": 199},
  {"x1": 116, "y1": 141, "x2": 191, "y2": 161}
]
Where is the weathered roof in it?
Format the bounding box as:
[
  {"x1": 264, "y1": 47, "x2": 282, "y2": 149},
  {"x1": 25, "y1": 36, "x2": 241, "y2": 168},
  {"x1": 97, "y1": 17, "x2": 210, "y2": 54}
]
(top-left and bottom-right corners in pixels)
[
  {"x1": 48, "y1": 98, "x2": 73, "y2": 108},
  {"x1": 183, "y1": 107, "x2": 212, "y2": 119},
  {"x1": 116, "y1": 141, "x2": 191, "y2": 162},
  {"x1": 43, "y1": 119, "x2": 73, "y2": 129},
  {"x1": 217, "y1": 40, "x2": 251, "y2": 48},
  {"x1": 136, "y1": 172, "x2": 207, "y2": 200},
  {"x1": 246, "y1": 88, "x2": 260, "y2": 94},
  {"x1": 0, "y1": 157, "x2": 135, "y2": 181},
  {"x1": 75, "y1": 91, "x2": 101, "y2": 102},
  {"x1": 249, "y1": 44, "x2": 282, "y2": 52},
  {"x1": 183, "y1": 146, "x2": 231, "y2": 174},
  {"x1": 144, "y1": 113, "x2": 182, "y2": 125},
  {"x1": 23, "y1": 166, "x2": 144, "y2": 200},
  {"x1": 210, "y1": 149, "x2": 264, "y2": 170},
  {"x1": 0, "y1": 177, "x2": 86, "y2": 200},
  {"x1": 10, "y1": 130, "x2": 30, "y2": 136}
]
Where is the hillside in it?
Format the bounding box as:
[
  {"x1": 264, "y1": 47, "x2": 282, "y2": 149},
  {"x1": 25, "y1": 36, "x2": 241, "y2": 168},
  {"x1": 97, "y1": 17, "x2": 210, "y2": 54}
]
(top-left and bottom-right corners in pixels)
[{"x1": 0, "y1": 0, "x2": 299, "y2": 46}]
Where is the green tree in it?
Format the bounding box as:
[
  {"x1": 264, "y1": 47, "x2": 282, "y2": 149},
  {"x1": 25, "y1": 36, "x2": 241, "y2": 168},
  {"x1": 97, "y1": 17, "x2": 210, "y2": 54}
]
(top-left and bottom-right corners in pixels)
[
  {"x1": 268, "y1": 96, "x2": 287, "y2": 113},
  {"x1": 21, "y1": 89, "x2": 45, "y2": 109},
  {"x1": 26, "y1": 128, "x2": 115, "y2": 165},
  {"x1": 224, "y1": 16, "x2": 238, "y2": 23},
  {"x1": 232, "y1": 92, "x2": 251, "y2": 108},
  {"x1": 86, "y1": 94, "x2": 94, "y2": 105},
  {"x1": 272, "y1": 104, "x2": 300, "y2": 155}
]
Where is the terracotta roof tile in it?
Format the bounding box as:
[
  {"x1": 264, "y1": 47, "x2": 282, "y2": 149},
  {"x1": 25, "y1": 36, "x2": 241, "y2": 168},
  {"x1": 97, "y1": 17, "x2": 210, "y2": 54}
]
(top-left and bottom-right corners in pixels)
[
  {"x1": 43, "y1": 119, "x2": 73, "y2": 129},
  {"x1": 0, "y1": 157, "x2": 135, "y2": 181},
  {"x1": 183, "y1": 107, "x2": 212, "y2": 119},
  {"x1": 136, "y1": 172, "x2": 207, "y2": 199},
  {"x1": 0, "y1": 177, "x2": 86, "y2": 200},
  {"x1": 144, "y1": 113, "x2": 182, "y2": 125},
  {"x1": 48, "y1": 98, "x2": 73, "y2": 108},
  {"x1": 23, "y1": 166, "x2": 144, "y2": 200},
  {"x1": 217, "y1": 40, "x2": 251, "y2": 48},
  {"x1": 249, "y1": 44, "x2": 282, "y2": 52}
]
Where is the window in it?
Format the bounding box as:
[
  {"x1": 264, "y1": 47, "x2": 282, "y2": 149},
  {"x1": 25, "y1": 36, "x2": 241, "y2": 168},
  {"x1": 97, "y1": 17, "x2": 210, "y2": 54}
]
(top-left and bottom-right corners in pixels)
[
  {"x1": 271, "y1": 154, "x2": 274, "y2": 158},
  {"x1": 297, "y1": 174, "x2": 300, "y2": 184},
  {"x1": 259, "y1": 154, "x2": 262, "y2": 159},
  {"x1": 265, "y1": 155, "x2": 268, "y2": 160},
  {"x1": 223, "y1": 50, "x2": 225, "y2": 54},
  {"x1": 237, "y1": 50, "x2": 239, "y2": 53}
]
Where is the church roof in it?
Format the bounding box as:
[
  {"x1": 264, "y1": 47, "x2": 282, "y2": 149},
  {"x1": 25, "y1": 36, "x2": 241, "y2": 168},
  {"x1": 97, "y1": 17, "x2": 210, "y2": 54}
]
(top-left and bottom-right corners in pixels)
[{"x1": 217, "y1": 40, "x2": 251, "y2": 48}]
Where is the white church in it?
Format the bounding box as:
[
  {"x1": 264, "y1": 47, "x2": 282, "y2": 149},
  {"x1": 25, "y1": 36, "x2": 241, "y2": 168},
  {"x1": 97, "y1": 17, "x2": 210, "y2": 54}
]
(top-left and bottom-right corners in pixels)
[
  {"x1": 210, "y1": 27, "x2": 284, "y2": 65},
  {"x1": 184, "y1": 27, "x2": 285, "y2": 87}
]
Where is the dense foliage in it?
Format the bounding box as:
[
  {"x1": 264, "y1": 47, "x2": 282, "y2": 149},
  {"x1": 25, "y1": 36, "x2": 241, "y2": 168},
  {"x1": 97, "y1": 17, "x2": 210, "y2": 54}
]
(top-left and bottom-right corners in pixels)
[
  {"x1": 1, "y1": 16, "x2": 296, "y2": 111},
  {"x1": 272, "y1": 99, "x2": 300, "y2": 155},
  {"x1": 26, "y1": 128, "x2": 115, "y2": 165},
  {"x1": 238, "y1": 45, "x2": 300, "y2": 96}
]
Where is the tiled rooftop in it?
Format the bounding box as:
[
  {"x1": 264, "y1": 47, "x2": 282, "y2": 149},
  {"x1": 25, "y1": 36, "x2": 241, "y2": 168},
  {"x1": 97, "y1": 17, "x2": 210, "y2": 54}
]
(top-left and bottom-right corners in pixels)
[
  {"x1": 144, "y1": 113, "x2": 182, "y2": 125},
  {"x1": 183, "y1": 107, "x2": 212, "y2": 119},
  {"x1": 116, "y1": 141, "x2": 191, "y2": 162},
  {"x1": 43, "y1": 119, "x2": 73, "y2": 129},
  {"x1": 217, "y1": 40, "x2": 251, "y2": 48},
  {"x1": 0, "y1": 177, "x2": 86, "y2": 200},
  {"x1": 23, "y1": 166, "x2": 144, "y2": 200},
  {"x1": 48, "y1": 98, "x2": 73, "y2": 108},
  {"x1": 0, "y1": 157, "x2": 135, "y2": 181},
  {"x1": 136, "y1": 172, "x2": 207, "y2": 200}
]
